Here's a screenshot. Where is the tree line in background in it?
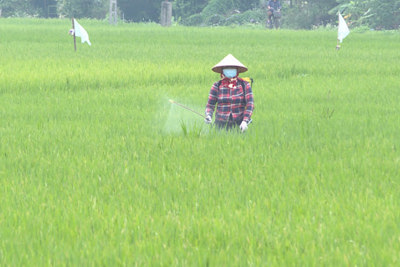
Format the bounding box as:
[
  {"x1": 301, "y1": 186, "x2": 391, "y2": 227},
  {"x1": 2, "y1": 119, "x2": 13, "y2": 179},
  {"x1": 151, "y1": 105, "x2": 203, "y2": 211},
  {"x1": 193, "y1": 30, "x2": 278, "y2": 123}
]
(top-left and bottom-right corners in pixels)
[{"x1": 0, "y1": 0, "x2": 399, "y2": 30}]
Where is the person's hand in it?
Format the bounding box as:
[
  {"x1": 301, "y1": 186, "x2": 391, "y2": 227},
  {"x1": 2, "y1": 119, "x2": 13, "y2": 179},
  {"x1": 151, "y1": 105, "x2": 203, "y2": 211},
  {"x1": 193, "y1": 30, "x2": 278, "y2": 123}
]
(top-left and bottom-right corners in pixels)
[
  {"x1": 204, "y1": 115, "x2": 212, "y2": 124},
  {"x1": 240, "y1": 121, "x2": 248, "y2": 132}
]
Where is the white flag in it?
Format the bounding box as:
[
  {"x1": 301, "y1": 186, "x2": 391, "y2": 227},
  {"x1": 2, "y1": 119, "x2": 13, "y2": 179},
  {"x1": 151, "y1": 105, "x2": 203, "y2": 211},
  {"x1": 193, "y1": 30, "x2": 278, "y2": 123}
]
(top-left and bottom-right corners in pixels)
[
  {"x1": 338, "y1": 13, "x2": 350, "y2": 43},
  {"x1": 74, "y1": 19, "x2": 91, "y2": 46}
]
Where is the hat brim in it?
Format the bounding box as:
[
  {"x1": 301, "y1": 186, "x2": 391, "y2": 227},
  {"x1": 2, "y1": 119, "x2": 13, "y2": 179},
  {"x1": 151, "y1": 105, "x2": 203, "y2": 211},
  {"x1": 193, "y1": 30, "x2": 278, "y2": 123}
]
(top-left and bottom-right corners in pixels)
[
  {"x1": 211, "y1": 54, "x2": 248, "y2": 74},
  {"x1": 212, "y1": 65, "x2": 248, "y2": 74}
]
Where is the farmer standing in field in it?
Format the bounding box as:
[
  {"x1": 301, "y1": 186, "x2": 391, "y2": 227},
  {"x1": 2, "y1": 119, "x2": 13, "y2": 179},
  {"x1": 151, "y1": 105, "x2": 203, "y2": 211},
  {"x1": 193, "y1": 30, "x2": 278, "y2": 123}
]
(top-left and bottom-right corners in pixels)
[
  {"x1": 267, "y1": 0, "x2": 282, "y2": 29},
  {"x1": 204, "y1": 54, "x2": 254, "y2": 132}
]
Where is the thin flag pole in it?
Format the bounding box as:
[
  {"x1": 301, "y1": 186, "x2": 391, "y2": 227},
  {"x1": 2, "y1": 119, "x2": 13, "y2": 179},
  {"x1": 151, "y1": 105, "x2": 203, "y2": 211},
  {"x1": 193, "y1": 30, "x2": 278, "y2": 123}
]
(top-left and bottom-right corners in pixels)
[
  {"x1": 336, "y1": 13, "x2": 340, "y2": 50},
  {"x1": 72, "y1": 17, "x2": 76, "y2": 52}
]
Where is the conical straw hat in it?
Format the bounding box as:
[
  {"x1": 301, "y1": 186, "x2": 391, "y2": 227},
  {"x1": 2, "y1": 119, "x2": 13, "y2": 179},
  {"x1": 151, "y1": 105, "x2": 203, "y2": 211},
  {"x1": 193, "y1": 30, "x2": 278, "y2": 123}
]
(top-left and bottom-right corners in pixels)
[{"x1": 212, "y1": 54, "x2": 248, "y2": 74}]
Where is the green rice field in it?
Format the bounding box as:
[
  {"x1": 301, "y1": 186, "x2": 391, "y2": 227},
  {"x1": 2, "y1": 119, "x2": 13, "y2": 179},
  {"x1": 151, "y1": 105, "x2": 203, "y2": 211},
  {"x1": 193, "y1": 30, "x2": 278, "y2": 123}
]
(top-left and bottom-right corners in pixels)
[{"x1": 0, "y1": 18, "x2": 399, "y2": 266}]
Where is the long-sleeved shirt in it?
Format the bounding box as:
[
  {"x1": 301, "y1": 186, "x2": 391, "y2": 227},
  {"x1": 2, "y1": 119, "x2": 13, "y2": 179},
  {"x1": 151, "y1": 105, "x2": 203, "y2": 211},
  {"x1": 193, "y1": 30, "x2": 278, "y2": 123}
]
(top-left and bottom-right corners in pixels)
[
  {"x1": 205, "y1": 78, "x2": 254, "y2": 123},
  {"x1": 268, "y1": 0, "x2": 281, "y2": 10}
]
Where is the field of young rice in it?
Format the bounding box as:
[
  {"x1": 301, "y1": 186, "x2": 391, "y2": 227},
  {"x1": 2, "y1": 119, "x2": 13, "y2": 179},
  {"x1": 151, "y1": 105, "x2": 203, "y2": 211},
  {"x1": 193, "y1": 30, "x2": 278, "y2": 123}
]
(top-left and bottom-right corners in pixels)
[{"x1": 0, "y1": 18, "x2": 399, "y2": 265}]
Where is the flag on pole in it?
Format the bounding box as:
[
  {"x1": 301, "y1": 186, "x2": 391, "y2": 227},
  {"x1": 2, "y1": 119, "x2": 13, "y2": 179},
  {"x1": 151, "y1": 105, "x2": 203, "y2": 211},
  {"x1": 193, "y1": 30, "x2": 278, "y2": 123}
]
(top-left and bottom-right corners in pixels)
[
  {"x1": 338, "y1": 13, "x2": 350, "y2": 43},
  {"x1": 73, "y1": 19, "x2": 91, "y2": 46}
]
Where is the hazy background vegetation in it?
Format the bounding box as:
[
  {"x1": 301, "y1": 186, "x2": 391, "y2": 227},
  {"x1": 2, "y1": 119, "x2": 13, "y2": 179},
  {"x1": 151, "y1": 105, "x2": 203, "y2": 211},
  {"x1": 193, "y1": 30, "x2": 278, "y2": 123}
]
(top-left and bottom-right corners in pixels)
[{"x1": 0, "y1": 0, "x2": 399, "y2": 29}]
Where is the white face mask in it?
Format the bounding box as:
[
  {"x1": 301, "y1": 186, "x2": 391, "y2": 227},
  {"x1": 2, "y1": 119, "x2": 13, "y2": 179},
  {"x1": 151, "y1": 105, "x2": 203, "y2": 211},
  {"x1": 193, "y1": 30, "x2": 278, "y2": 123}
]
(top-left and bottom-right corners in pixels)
[{"x1": 223, "y1": 68, "x2": 237, "y2": 78}]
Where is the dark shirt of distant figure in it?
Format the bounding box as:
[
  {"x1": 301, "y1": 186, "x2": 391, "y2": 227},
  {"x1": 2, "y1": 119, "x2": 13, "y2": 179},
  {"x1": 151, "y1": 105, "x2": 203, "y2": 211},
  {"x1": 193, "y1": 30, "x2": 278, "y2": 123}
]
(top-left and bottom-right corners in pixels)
[{"x1": 268, "y1": 0, "x2": 281, "y2": 10}]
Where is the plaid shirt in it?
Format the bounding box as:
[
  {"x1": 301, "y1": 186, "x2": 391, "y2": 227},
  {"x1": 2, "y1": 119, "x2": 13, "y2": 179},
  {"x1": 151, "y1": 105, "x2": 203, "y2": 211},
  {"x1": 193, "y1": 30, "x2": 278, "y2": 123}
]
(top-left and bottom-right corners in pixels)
[{"x1": 205, "y1": 78, "x2": 254, "y2": 123}]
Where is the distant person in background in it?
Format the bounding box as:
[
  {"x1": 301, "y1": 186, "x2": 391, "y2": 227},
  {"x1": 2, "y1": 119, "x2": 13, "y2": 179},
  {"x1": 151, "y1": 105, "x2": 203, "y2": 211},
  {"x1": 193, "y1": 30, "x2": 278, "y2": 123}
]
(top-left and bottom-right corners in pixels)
[
  {"x1": 204, "y1": 54, "x2": 254, "y2": 132},
  {"x1": 267, "y1": 0, "x2": 282, "y2": 29}
]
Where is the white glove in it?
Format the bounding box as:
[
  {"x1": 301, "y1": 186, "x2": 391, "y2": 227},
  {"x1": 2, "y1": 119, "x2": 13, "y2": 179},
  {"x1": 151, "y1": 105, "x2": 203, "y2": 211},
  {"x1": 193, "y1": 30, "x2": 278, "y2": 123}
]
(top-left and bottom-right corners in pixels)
[
  {"x1": 204, "y1": 115, "x2": 212, "y2": 124},
  {"x1": 240, "y1": 121, "x2": 248, "y2": 132}
]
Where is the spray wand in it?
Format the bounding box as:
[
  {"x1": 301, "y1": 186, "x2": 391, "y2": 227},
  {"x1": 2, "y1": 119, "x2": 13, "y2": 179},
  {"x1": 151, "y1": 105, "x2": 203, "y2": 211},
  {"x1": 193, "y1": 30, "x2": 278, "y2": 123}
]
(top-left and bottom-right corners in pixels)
[
  {"x1": 168, "y1": 99, "x2": 206, "y2": 119},
  {"x1": 168, "y1": 99, "x2": 252, "y2": 125}
]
